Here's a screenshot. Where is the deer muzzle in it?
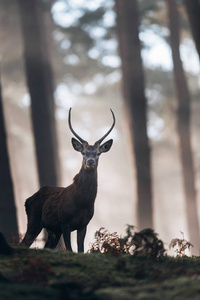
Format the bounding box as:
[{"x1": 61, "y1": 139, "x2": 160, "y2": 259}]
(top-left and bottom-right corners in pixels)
[{"x1": 86, "y1": 158, "x2": 96, "y2": 170}]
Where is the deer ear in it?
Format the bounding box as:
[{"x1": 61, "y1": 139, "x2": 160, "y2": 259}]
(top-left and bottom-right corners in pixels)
[
  {"x1": 99, "y1": 139, "x2": 113, "y2": 153},
  {"x1": 71, "y1": 138, "x2": 83, "y2": 152}
]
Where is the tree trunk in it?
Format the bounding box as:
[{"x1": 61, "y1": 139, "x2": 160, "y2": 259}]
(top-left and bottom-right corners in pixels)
[
  {"x1": 167, "y1": 0, "x2": 200, "y2": 253},
  {"x1": 0, "y1": 80, "x2": 19, "y2": 243},
  {"x1": 183, "y1": 0, "x2": 200, "y2": 60},
  {"x1": 18, "y1": 0, "x2": 59, "y2": 187},
  {"x1": 0, "y1": 233, "x2": 14, "y2": 255},
  {"x1": 115, "y1": 0, "x2": 153, "y2": 229}
]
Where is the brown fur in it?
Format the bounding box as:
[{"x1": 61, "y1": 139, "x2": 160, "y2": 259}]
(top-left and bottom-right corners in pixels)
[{"x1": 21, "y1": 166, "x2": 97, "y2": 252}]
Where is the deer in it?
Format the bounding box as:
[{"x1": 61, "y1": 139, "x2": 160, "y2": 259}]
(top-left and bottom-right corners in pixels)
[{"x1": 20, "y1": 108, "x2": 115, "y2": 252}]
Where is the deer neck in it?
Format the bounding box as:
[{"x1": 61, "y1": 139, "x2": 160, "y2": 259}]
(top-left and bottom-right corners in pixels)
[{"x1": 73, "y1": 167, "x2": 98, "y2": 203}]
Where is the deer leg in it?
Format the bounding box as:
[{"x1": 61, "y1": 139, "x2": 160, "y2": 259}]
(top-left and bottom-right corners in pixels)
[
  {"x1": 77, "y1": 226, "x2": 87, "y2": 253},
  {"x1": 62, "y1": 225, "x2": 72, "y2": 251},
  {"x1": 44, "y1": 230, "x2": 61, "y2": 249},
  {"x1": 20, "y1": 224, "x2": 42, "y2": 248}
]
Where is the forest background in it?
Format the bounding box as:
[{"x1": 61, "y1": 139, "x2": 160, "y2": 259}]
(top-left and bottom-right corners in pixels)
[{"x1": 0, "y1": 0, "x2": 200, "y2": 254}]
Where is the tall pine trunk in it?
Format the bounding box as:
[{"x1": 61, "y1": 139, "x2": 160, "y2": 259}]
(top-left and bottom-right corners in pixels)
[
  {"x1": 0, "y1": 79, "x2": 19, "y2": 243},
  {"x1": 183, "y1": 0, "x2": 200, "y2": 60},
  {"x1": 167, "y1": 0, "x2": 200, "y2": 253},
  {"x1": 115, "y1": 0, "x2": 153, "y2": 229},
  {"x1": 18, "y1": 0, "x2": 59, "y2": 187}
]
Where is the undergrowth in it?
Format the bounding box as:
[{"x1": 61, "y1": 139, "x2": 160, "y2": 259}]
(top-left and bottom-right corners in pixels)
[
  {"x1": 88, "y1": 225, "x2": 166, "y2": 258},
  {"x1": 0, "y1": 225, "x2": 199, "y2": 299},
  {"x1": 169, "y1": 231, "x2": 193, "y2": 257}
]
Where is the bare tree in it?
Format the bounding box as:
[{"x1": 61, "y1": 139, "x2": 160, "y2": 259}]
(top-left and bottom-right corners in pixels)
[
  {"x1": 115, "y1": 0, "x2": 153, "y2": 229},
  {"x1": 18, "y1": 0, "x2": 59, "y2": 187},
  {"x1": 167, "y1": 0, "x2": 200, "y2": 253},
  {"x1": 0, "y1": 79, "x2": 19, "y2": 242}
]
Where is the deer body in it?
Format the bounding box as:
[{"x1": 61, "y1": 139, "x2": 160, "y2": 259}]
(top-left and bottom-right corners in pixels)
[{"x1": 20, "y1": 109, "x2": 115, "y2": 252}]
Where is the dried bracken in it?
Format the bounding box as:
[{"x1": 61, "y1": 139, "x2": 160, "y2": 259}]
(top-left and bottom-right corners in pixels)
[
  {"x1": 88, "y1": 227, "x2": 126, "y2": 256},
  {"x1": 169, "y1": 238, "x2": 193, "y2": 257},
  {"x1": 89, "y1": 225, "x2": 166, "y2": 258}
]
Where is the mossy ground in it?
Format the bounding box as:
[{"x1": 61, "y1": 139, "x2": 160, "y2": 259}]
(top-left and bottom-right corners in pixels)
[{"x1": 0, "y1": 247, "x2": 200, "y2": 299}]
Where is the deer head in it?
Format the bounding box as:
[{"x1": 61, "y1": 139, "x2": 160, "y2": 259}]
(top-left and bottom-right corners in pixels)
[{"x1": 68, "y1": 108, "x2": 115, "y2": 170}]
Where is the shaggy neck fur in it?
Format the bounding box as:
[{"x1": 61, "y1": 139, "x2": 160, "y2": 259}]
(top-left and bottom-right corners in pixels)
[{"x1": 73, "y1": 167, "x2": 98, "y2": 205}]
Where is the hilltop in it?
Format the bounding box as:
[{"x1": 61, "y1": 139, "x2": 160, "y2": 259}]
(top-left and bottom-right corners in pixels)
[{"x1": 1, "y1": 246, "x2": 200, "y2": 300}]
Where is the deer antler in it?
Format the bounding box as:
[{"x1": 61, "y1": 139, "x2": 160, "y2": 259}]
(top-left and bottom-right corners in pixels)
[
  {"x1": 68, "y1": 108, "x2": 88, "y2": 144},
  {"x1": 95, "y1": 109, "x2": 115, "y2": 145}
]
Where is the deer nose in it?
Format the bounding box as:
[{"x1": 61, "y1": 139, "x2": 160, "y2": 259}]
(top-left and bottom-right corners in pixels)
[{"x1": 87, "y1": 159, "x2": 96, "y2": 166}]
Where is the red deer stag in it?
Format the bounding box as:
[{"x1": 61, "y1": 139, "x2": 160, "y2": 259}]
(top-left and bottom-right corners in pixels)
[{"x1": 20, "y1": 108, "x2": 115, "y2": 252}]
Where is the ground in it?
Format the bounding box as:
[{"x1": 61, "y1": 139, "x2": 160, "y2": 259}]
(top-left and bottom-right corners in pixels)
[{"x1": 0, "y1": 247, "x2": 200, "y2": 299}]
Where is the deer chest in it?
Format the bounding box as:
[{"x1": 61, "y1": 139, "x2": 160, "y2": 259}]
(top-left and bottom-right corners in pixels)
[{"x1": 69, "y1": 206, "x2": 94, "y2": 231}]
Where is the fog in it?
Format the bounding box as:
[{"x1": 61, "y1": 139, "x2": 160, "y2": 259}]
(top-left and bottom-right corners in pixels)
[{"x1": 1, "y1": 0, "x2": 200, "y2": 252}]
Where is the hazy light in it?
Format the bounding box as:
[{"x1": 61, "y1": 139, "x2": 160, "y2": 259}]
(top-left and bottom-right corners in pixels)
[
  {"x1": 52, "y1": 1, "x2": 66, "y2": 12},
  {"x1": 100, "y1": 39, "x2": 118, "y2": 51},
  {"x1": 140, "y1": 31, "x2": 199, "y2": 74},
  {"x1": 63, "y1": 54, "x2": 80, "y2": 65},
  {"x1": 68, "y1": 0, "x2": 85, "y2": 8},
  {"x1": 83, "y1": 82, "x2": 97, "y2": 94},
  {"x1": 180, "y1": 38, "x2": 200, "y2": 75},
  {"x1": 101, "y1": 55, "x2": 121, "y2": 68},
  {"x1": 84, "y1": 1, "x2": 101, "y2": 10},
  {"x1": 52, "y1": 1, "x2": 83, "y2": 28},
  {"x1": 67, "y1": 0, "x2": 114, "y2": 10},
  {"x1": 88, "y1": 47, "x2": 101, "y2": 59},
  {"x1": 89, "y1": 27, "x2": 107, "y2": 39},
  {"x1": 146, "y1": 86, "x2": 164, "y2": 105},
  {"x1": 148, "y1": 112, "x2": 165, "y2": 141},
  {"x1": 103, "y1": 10, "x2": 115, "y2": 27},
  {"x1": 105, "y1": 70, "x2": 121, "y2": 84},
  {"x1": 54, "y1": 83, "x2": 76, "y2": 110},
  {"x1": 71, "y1": 83, "x2": 83, "y2": 95},
  {"x1": 98, "y1": 126, "x2": 118, "y2": 140},
  {"x1": 52, "y1": 30, "x2": 65, "y2": 41},
  {"x1": 67, "y1": 0, "x2": 102, "y2": 10},
  {"x1": 52, "y1": 0, "x2": 110, "y2": 28},
  {"x1": 52, "y1": 1, "x2": 198, "y2": 77},
  {"x1": 151, "y1": 44, "x2": 172, "y2": 70},
  {"x1": 140, "y1": 30, "x2": 173, "y2": 71},
  {"x1": 64, "y1": 157, "x2": 80, "y2": 170},
  {"x1": 19, "y1": 93, "x2": 31, "y2": 108},
  {"x1": 60, "y1": 40, "x2": 71, "y2": 50},
  {"x1": 56, "y1": 108, "x2": 68, "y2": 120},
  {"x1": 93, "y1": 73, "x2": 105, "y2": 85}
]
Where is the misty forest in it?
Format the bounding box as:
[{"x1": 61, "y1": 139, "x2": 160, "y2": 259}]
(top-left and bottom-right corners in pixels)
[{"x1": 1, "y1": 0, "x2": 200, "y2": 299}]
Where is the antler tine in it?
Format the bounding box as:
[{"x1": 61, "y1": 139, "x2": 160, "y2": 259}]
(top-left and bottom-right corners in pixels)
[
  {"x1": 95, "y1": 109, "x2": 115, "y2": 145},
  {"x1": 68, "y1": 108, "x2": 87, "y2": 144}
]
